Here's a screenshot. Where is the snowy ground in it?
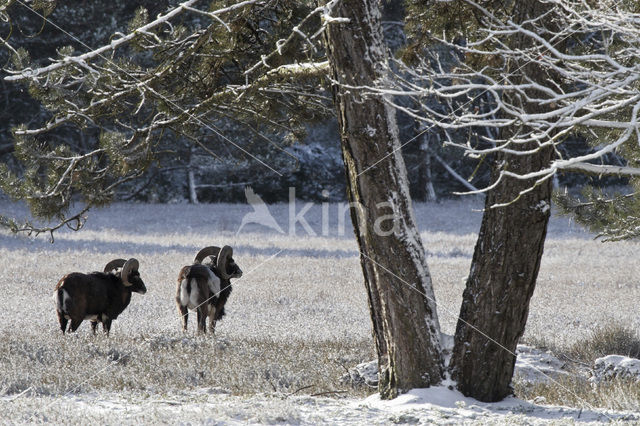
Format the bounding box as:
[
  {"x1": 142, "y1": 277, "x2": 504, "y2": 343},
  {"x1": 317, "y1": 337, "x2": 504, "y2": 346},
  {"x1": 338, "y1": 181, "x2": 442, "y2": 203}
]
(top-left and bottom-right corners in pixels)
[
  {"x1": 0, "y1": 198, "x2": 639, "y2": 423},
  {"x1": 2, "y1": 385, "x2": 637, "y2": 424}
]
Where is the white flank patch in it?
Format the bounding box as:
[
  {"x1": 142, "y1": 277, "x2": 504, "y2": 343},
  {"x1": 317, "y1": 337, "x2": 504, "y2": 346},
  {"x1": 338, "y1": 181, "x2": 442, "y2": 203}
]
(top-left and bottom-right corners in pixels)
[
  {"x1": 188, "y1": 278, "x2": 200, "y2": 310},
  {"x1": 179, "y1": 269, "x2": 219, "y2": 311},
  {"x1": 55, "y1": 289, "x2": 71, "y2": 311},
  {"x1": 205, "y1": 268, "x2": 221, "y2": 296},
  {"x1": 178, "y1": 279, "x2": 191, "y2": 309},
  {"x1": 84, "y1": 315, "x2": 99, "y2": 321}
]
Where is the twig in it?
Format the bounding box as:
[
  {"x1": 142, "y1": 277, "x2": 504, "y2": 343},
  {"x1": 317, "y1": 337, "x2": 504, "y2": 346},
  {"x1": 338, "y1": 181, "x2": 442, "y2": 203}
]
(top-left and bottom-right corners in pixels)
[
  {"x1": 5, "y1": 386, "x2": 33, "y2": 401},
  {"x1": 287, "y1": 384, "x2": 315, "y2": 396},
  {"x1": 310, "y1": 390, "x2": 348, "y2": 397},
  {"x1": 556, "y1": 353, "x2": 591, "y2": 369},
  {"x1": 332, "y1": 359, "x2": 351, "y2": 375}
]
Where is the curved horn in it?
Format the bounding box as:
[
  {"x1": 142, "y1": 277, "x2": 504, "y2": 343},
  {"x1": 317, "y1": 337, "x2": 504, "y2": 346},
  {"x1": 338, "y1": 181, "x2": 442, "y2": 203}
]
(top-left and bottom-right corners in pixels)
[
  {"x1": 194, "y1": 246, "x2": 221, "y2": 264},
  {"x1": 217, "y1": 245, "x2": 233, "y2": 279},
  {"x1": 104, "y1": 259, "x2": 126, "y2": 274},
  {"x1": 121, "y1": 258, "x2": 139, "y2": 287}
]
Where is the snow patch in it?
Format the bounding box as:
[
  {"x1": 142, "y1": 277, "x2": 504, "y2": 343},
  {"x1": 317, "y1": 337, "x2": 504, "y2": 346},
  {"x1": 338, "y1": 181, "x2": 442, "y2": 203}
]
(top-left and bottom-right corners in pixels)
[
  {"x1": 362, "y1": 386, "x2": 482, "y2": 412},
  {"x1": 592, "y1": 355, "x2": 640, "y2": 383},
  {"x1": 514, "y1": 345, "x2": 572, "y2": 384},
  {"x1": 441, "y1": 332, "x2": 455, "y2": 368},
  {"x1": 343, "y1": 344, "x2": 572, "y2": 390},
  {"x1": 8, "y1": 388, "x2": 637, "y2": 424},
  {"x1": 536, "y1": 200, "x2": 551, "y2": 213},
  {"x1": 360, "y1": 386, "x2": 636, "y2": 424},
  {"x1": 340, "y1": 360, "x2": 378, "y2": 388},
  {"x1": 364, "y1": 124, "x2": 377, "y2": 137}
]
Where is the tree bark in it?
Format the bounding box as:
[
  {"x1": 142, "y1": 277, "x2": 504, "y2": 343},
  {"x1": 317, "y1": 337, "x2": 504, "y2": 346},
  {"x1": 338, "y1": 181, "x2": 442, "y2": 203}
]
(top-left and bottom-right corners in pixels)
[
  {"x1": 323, "y1": 0, "x2": 443, "y2": 399},
  {"x1": 450, "y1": 1, "x2": 558, "y2": 402}
]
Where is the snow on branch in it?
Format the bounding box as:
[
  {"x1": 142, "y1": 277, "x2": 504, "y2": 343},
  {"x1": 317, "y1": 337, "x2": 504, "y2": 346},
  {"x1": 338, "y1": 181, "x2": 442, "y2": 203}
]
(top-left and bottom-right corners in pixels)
[
  {"x1": 0, "y1": 0, "x2": 335, "y2": 237},
  {"x1": 4, "y1": 0, "x2": 259, "y2": 82},
  {"x1": 354, "y1": 0, "x2": 640, "y2": 197},
  {"x1": 244, "y1": 0, "x2": 347, "y2": 77},
  {"x1": 559, "y1": 163, "x2": 640, "y2": 176}
]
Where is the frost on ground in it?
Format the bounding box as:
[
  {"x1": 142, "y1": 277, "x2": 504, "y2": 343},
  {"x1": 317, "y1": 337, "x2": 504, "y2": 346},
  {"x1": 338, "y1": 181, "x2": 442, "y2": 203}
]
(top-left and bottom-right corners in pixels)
[
  {"x1": 0, "y1": 199, "x2": 639, "y2": 423},
  {"x1": 514, "y1": 345, "x2": 575, "y2": 385},
  {"x1": 342, "y1": 343, "x2": 575, "y2": 388},
  {"x1": 2, "y1": 386, "x2": 637, "y2": 425},
  {"x1": 592, "y1": 356, "x2": 640, "y2": 384}
]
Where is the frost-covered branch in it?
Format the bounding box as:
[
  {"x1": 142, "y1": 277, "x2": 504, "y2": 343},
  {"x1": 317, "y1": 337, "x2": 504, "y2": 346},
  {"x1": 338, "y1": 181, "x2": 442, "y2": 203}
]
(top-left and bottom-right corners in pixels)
[
  {"x1": 0, "y1": 205, "x2": 91, "y2": 243},
  {"x1": 388, "y1": 0, "x2": 640, "y2": 199},
  {"x1": 0, "y1": 0, "x2": 331, "y2": 237},
  {"x1": 4, "y1": 0, "x2": 263, "y2": 81}
]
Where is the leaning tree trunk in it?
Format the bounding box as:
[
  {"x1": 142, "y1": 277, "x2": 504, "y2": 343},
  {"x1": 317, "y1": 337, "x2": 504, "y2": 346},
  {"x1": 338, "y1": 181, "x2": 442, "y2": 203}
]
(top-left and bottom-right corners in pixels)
[
  {"x1": 450, "y1": 1, "x2": 558, "y2": 402},
  {"x1": 450, "y1": 143, "x2": 554, "y2": 402},
  {"x1": 323, "y1": 0, "x2": 443, "y2": 399}
]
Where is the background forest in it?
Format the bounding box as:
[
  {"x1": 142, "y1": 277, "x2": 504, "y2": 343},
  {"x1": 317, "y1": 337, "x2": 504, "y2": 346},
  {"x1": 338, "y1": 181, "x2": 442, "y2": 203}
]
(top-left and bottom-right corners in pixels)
[{"x1": 0, "y1": 0, "x2": 624, "y2": 205}]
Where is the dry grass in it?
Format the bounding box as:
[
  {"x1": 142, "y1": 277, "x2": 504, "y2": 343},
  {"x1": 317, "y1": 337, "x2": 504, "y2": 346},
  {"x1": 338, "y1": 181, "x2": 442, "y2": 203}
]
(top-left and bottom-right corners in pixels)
[
  {"x1": 0, "y1": 331, "x2": 372, "y2": 397},
  {"x1": 514, "y1": 376, "x2": 640, "y2": 412},
  {"x1": 526, "y1": 323, "x2": 640, "y2": 365},
  {"x1": 0, "y1": 246, "x2": 374, "y2": 398},
  {"x1": 517, "y1": 324, "x2": 640, "y2": 411},
  {"x1": 566, "y1": 324, "x2": 640, "y2": 363},
  {"x1": 1, "y1": 199, "x2": 639, "y2": 412}
]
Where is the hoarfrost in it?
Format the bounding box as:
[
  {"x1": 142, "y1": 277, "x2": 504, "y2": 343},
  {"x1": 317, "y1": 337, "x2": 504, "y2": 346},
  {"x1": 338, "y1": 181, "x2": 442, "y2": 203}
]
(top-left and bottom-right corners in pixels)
[
  {"x1": 536, "y1": 200, "x2": 550, "y2": 214},
  {"x1": 364, "y1": 124, "x2": 377, "y2": 137},
  {"x1": 591, "y1": 355, "x2": 640, "y2": 383}
]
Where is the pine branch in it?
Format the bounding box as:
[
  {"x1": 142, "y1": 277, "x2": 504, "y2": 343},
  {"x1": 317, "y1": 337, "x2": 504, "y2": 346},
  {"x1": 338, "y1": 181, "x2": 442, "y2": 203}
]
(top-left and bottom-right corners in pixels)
[
  {"x1": 4, "y1": 0, "x2": 260, "y2": 82},
  {"x1": 0, "y1": 206, "x2": 90, "y2": 243}
]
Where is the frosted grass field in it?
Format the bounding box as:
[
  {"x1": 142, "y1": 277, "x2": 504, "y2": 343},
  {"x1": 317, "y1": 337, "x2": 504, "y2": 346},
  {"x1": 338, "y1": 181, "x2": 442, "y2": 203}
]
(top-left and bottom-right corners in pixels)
[{"x1": 0, "y1": 198, "x2": 639, "y2": 423}]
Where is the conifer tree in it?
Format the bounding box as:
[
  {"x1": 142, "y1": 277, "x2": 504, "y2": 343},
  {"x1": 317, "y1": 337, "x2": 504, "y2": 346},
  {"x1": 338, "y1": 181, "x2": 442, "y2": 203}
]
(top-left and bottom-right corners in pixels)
[
  {"x1": 0, "y1": 0, "x2": 329, "y2": 236},
  {"x1": 402, "y1": 0, "x2": 640, "y2": 400}
]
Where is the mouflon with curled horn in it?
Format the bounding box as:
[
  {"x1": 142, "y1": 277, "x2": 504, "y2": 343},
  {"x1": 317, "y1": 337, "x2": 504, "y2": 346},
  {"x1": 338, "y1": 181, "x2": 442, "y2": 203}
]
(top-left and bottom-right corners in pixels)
[
  {"x1": 176, "y1": 246, "x2": 242, "y2": 334},
  {"x1": 54, "y1": 258, "x2": 146, "y2": 335}
]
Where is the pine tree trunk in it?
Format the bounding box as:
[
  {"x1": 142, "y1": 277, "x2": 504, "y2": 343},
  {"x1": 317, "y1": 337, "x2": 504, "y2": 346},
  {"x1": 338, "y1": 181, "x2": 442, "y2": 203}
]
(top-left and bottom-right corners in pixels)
[
  {"x1": 418, "y1": 128, "x2": 437, "y2": 202},
  {"x1": 323, "y1": 0, "x2": 443, "y2": 399},
  {"x1": 187, "y1": 147, "x2": 198, "y2": 204},
  {"x1": 450, "y1": 1, "x2": 558, "y2": 402},
  {"x1": 450, "y1": 147, "x2": 553, "y2": 401},
  {"x1": 187, "y1": 170, "x2": 198, "y2": 204}
]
